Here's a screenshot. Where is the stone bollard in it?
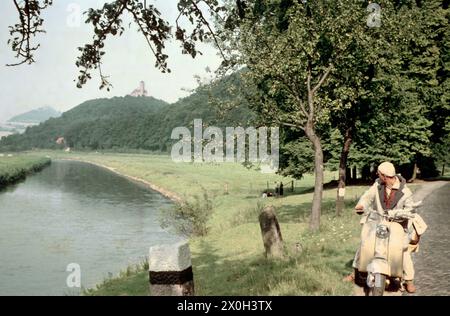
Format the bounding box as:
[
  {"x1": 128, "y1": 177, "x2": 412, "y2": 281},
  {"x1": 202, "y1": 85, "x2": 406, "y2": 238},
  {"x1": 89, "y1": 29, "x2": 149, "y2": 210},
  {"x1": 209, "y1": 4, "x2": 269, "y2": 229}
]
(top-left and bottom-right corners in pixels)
[
  {"x1": 259, "y1": 206, "x2": 284, "y2": 258},
  {"x1": 149, "y1": 241, "x2": 194, "y2": 296}
]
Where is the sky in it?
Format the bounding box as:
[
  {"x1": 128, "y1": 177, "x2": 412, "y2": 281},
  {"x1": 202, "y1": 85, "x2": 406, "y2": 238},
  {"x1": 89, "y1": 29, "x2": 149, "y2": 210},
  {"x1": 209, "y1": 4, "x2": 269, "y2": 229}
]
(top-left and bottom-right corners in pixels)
[{"x1": 0, "y1": 0, "x2": 222, "y2": 122}]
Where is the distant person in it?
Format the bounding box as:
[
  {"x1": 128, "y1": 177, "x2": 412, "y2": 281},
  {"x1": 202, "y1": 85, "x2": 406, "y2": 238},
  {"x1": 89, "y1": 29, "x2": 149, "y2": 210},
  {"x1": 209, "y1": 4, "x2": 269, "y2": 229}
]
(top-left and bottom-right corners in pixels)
[{"x1": 279, "y1": 182, "x2": 284, "y2": 196}]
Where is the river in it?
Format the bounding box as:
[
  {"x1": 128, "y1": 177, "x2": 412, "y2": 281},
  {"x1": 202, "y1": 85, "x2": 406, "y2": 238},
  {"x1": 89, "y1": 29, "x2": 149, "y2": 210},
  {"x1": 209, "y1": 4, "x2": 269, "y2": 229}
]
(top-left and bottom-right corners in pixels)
[{"x1": 0, "y1": 160, "x2": 182, "y2": 296}]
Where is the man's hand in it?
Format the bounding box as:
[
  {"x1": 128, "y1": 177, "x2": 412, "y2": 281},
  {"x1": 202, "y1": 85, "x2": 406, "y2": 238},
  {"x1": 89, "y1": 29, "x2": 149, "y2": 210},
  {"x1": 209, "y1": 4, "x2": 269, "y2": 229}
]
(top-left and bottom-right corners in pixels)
[{"x1": 355, "y1": 204, "x2": 364, "y2": 214}]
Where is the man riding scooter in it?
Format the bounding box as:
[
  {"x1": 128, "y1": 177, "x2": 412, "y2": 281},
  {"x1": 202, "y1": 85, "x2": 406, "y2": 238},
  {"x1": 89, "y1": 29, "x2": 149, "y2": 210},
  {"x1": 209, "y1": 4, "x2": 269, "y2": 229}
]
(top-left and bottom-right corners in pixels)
[{"x1": 344, "y1": 162, "x2": 428, "y2": 293}]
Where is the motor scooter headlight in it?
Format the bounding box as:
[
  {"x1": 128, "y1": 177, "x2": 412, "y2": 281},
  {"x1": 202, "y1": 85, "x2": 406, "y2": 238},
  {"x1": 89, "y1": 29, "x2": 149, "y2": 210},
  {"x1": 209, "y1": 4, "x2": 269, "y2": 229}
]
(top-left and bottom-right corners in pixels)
[{"x1": 376, "y1": 225, "x2": 390, "y2": 239}]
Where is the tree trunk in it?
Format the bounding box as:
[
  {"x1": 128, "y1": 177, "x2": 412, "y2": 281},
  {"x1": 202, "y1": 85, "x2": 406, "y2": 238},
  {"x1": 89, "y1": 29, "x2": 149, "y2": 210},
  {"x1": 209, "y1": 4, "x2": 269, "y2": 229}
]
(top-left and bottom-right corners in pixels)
[
  {"x1": 305, "y1": 123, "x2": 323, "y2": 231},
  {"x1": 409, "y1": 162, "x2": 418, "y2": 182},
  {"x1": 352, "y1": 166, "x2": 357, "y2": 180},
  {"x1": 443, "y1": 164, "x2": 446, "y2": 177},
  {"x1": 346, "y1": 167, "x2": 351, "y2": 183},
  {"x1": 302, "y1": 64, "x2": 331, "y2": 231},
  {"x1": 336, "y1": 127, "x2": 353, "y2": 216}
]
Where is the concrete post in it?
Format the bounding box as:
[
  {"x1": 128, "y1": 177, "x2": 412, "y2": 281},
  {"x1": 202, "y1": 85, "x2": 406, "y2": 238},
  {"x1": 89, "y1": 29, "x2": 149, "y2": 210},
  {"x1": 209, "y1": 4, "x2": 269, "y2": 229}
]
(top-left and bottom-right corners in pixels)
[{"x1": 149, "y1": 241, "x2": 194, "y2": 296}]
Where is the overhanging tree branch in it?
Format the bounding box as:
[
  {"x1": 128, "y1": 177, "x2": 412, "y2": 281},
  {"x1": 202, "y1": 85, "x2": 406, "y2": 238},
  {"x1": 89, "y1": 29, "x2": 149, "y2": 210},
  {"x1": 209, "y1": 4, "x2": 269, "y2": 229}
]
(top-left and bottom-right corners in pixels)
[
  {"x1": 7, "y1": 0, "x2": 52, "y2": 66},
  {"x1": 7, "y1": 0, "x2": 228, "y2": 89},
  {"x1": 190, "y1": 0, "x2": 227, "y2": 61},
  {"x1": 280, "y1": 121, "x2": 305, "y2": 131}
]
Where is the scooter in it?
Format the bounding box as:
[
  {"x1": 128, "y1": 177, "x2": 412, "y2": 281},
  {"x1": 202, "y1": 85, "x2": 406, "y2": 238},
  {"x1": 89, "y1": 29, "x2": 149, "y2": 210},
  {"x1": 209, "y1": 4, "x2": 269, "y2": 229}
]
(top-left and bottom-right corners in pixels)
[{"x1": 355, "y1": 207, "x2": 417, "y2": 296}]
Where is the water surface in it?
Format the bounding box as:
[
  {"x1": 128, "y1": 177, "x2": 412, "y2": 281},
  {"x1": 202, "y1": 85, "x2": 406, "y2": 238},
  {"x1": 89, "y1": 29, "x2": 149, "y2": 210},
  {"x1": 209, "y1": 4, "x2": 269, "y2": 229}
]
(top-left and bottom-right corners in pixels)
[{"x1": 0, "y1": 160, "x2": 181, "y2": 295}]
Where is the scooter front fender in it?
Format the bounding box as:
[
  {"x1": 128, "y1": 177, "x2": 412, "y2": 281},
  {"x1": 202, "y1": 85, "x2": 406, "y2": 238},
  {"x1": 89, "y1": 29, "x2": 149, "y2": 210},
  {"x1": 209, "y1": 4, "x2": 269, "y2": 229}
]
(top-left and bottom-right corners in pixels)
[
  {"x1": 386, "y1": 222, "x2": 404, "y2": 277},
  {"x1": 358, "y1": 220, "x2": 405, "y2": 277},
  {"x1": 367, "y1": 258, "x2": 390, "y2": 276}
]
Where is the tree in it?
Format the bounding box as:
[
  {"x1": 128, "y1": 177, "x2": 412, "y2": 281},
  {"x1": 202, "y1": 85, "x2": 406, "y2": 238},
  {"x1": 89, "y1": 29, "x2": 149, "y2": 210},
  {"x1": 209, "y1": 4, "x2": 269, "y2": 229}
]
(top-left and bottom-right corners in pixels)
[
  {"x1": 348, "y1": 89, "x2": 433, "y2": 172},
  {"x1": 220, "y1": 1, "x2": 363, "y2": 230},
  {"x1": 345, "y1": 0, "x2": 448, "y2": 181},
  {"x1": 221, "y1": 0, "x2": 390, "y2": 230},
  {"x1": 411, "y1": 0, "x2": 450, "y2": 178},
  {"x1": 326, "y1": 0, "x2": 440, "y2": 213},
  {"x1": 6, "y1": 0, "x2": 228, "y2": 89},
  {"x1": 433, "y1": 134, "x2": 450, "y2": 176}
]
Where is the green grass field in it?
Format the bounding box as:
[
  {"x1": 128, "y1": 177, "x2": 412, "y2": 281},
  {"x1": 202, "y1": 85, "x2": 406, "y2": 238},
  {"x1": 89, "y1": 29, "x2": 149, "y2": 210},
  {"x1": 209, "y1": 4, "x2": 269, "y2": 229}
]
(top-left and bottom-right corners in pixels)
[{"x1": 0, "y1": 154, "x2": 51, "y2": 188}]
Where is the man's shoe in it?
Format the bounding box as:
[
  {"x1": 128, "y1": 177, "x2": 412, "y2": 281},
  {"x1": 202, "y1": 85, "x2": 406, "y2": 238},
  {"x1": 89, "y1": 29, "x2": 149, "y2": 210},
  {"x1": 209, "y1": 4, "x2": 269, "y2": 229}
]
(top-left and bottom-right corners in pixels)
[
  {"x1": 405, "y1": 281, "x2": 416, "y2": 293},
  {"x1": 343, "y1": 272, "x2": 355, "y2": 282}
]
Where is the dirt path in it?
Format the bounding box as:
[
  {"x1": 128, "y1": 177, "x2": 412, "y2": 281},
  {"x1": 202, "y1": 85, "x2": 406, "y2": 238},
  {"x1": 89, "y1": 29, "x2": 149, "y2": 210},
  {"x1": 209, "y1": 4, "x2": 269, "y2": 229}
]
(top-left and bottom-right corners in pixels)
[
  {"x1": 412, "y1": 180, "x2": 448, "y2": 203},
  {"x1": 409, "y1": 181, "x2": 450, "y2": 296}
]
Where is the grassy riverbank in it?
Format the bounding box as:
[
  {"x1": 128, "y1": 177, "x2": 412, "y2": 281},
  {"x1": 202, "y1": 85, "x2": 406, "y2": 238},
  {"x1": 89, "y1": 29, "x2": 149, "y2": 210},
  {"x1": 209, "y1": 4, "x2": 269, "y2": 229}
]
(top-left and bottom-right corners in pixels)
[
  {"x1": 0, "y1": 155, "x2": 51, "y2": 188},
  {"x1": 25, "y1": 150, "x2": 420, "y2": 295}
]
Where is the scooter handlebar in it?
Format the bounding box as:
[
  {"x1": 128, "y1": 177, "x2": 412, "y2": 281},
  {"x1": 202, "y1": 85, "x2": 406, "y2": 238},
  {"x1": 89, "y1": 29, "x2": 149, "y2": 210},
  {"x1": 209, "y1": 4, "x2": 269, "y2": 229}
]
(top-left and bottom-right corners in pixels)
[{"x1": 365, "y1": 208, "x2": 416, "y2": 221}]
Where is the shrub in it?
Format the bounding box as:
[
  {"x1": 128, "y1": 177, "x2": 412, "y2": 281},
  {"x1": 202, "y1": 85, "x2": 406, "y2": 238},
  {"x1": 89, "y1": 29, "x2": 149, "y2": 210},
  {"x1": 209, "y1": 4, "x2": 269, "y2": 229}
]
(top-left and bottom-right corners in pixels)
[{"x1": 160, "y1": 188, "x2": 214, "y2": 237}]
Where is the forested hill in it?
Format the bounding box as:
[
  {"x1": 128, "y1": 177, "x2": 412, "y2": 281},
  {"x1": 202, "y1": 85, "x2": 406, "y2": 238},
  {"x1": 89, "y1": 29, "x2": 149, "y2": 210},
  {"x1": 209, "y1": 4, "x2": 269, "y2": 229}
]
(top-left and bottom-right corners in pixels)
[
  {"x1": 0, "y1": 74, "x2": 252, "y2": 152},
  {"x1": 8, "y1": 106, "x2": 61, "y2": 123}
]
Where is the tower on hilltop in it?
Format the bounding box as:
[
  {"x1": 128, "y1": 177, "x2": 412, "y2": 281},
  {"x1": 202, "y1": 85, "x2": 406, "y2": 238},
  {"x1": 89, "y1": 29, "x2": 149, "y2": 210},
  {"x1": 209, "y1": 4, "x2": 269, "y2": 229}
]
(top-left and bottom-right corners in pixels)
[{"x1": 129, "y1": 81, "x2": 148, "y2": 97}]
